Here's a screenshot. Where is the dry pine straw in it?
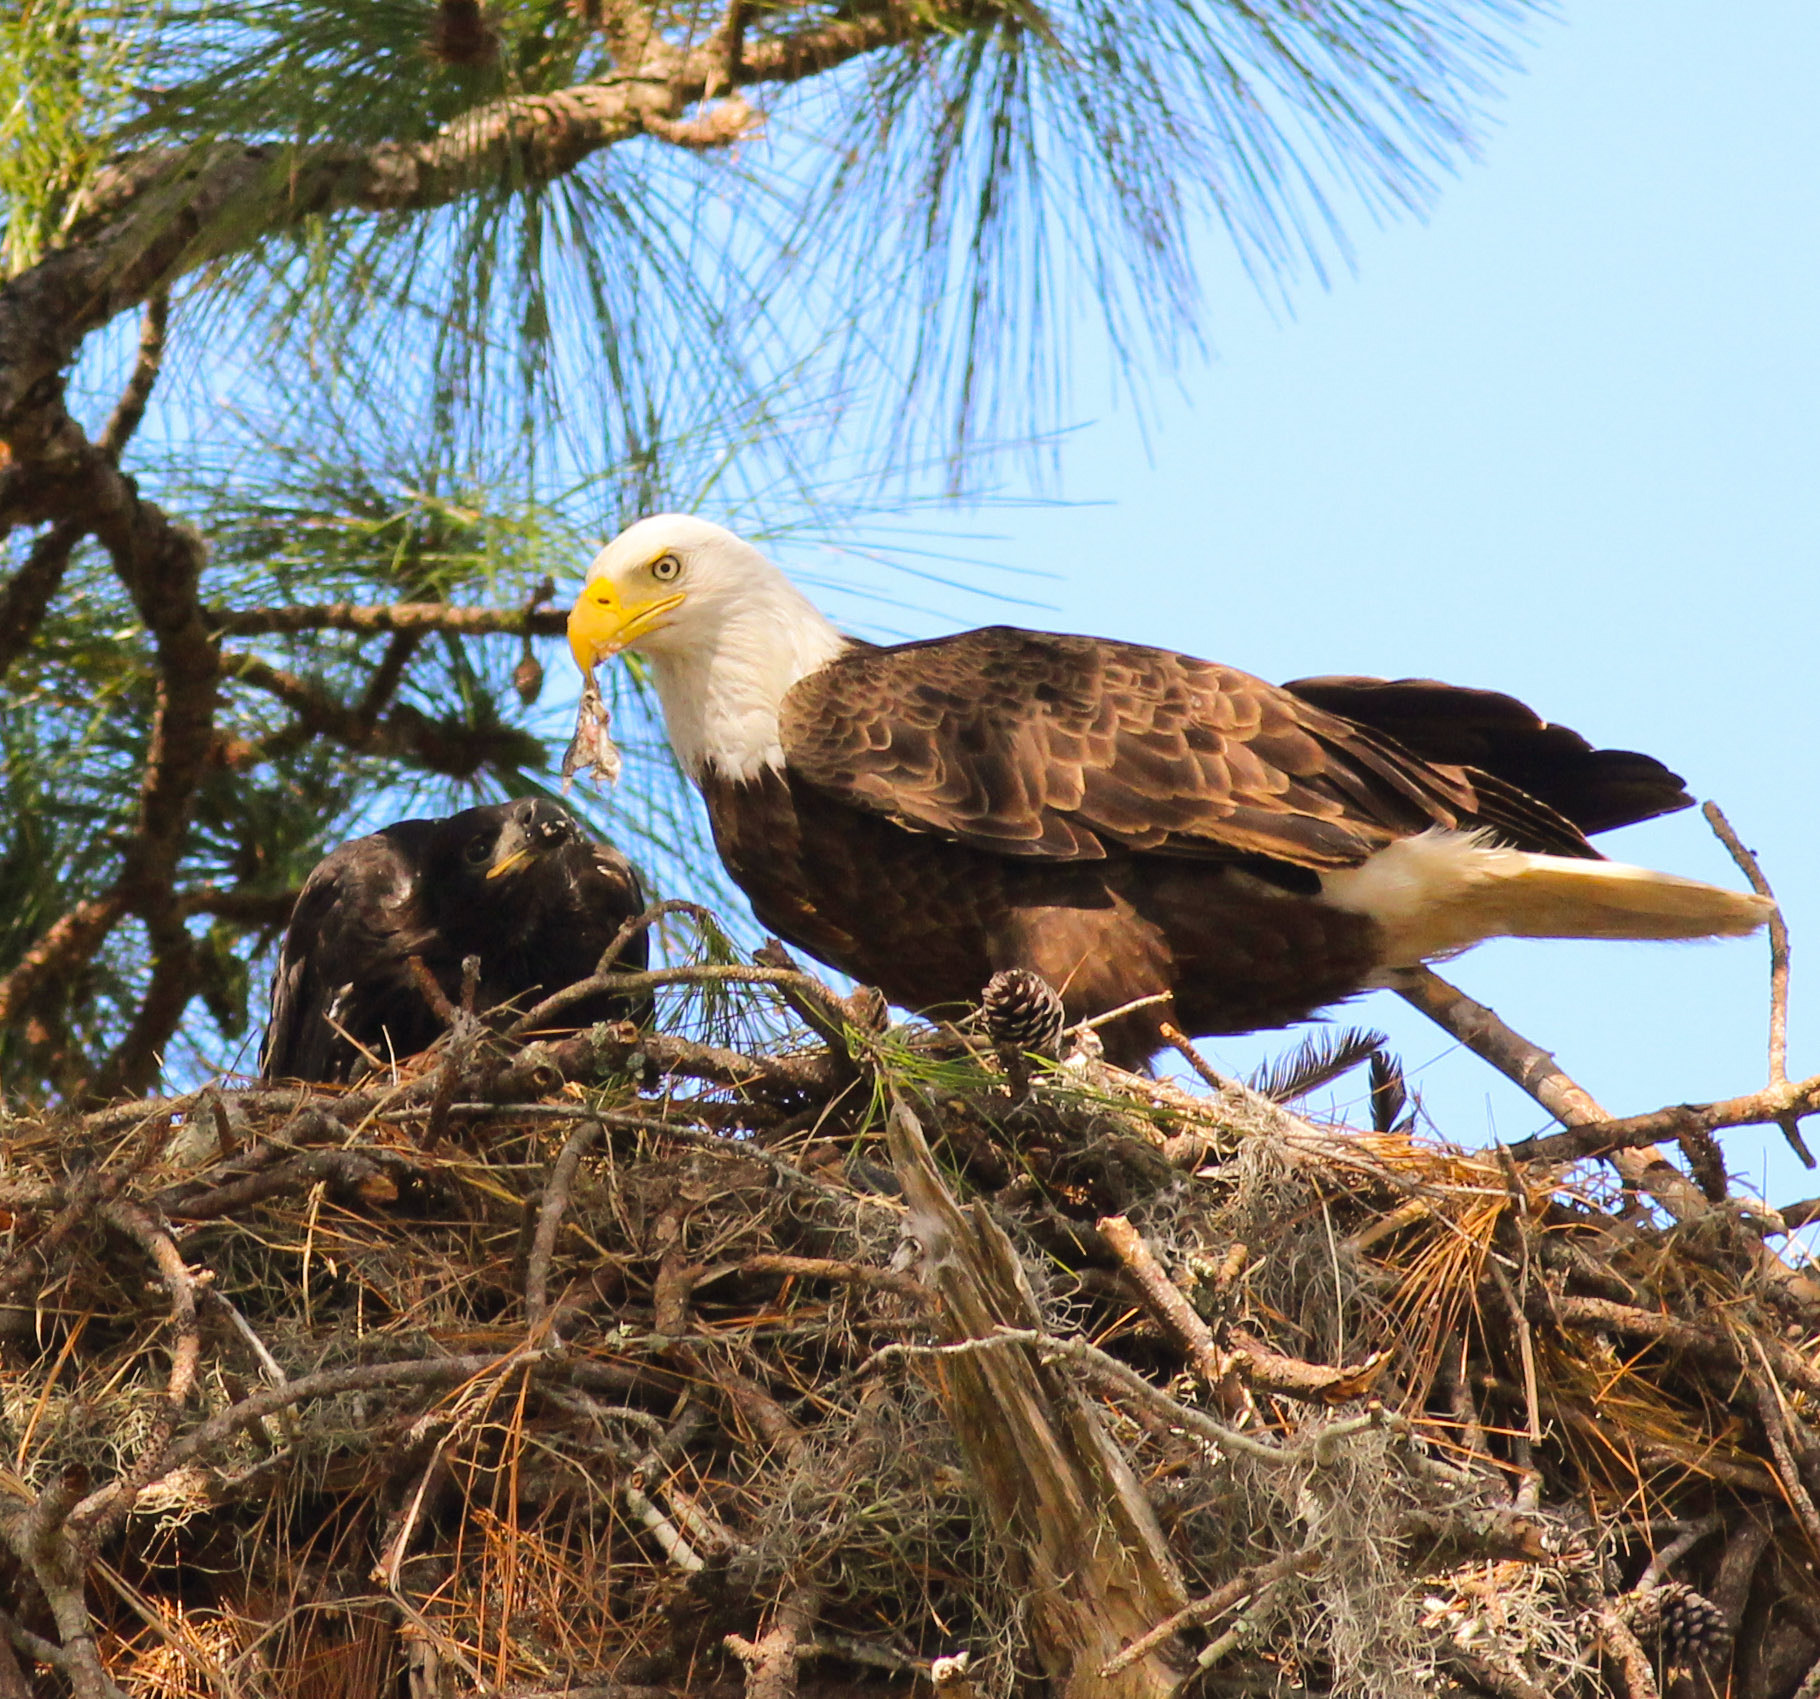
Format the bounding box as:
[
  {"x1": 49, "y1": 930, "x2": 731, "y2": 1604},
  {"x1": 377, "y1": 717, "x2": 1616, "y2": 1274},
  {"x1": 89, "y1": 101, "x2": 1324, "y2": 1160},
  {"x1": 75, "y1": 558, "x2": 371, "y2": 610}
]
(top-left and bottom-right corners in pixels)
[{"x1": 0, "y1": 992, "x2": 1816, "y2": 1699}]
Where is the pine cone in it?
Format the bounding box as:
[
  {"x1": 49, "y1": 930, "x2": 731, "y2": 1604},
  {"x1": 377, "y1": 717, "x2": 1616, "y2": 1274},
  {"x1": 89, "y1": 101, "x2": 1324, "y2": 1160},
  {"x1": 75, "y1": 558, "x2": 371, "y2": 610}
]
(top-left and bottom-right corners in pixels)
[
  {"x1": 981, "y1": 969, "x2": 1065, "y2": 1059},
  {"x1": 1621, "y1": 1582, "x2": 1731, "y2": 1666},
  {"x1": 1658, "y1": 1582, "x2": 1730, "y2": 1664}
]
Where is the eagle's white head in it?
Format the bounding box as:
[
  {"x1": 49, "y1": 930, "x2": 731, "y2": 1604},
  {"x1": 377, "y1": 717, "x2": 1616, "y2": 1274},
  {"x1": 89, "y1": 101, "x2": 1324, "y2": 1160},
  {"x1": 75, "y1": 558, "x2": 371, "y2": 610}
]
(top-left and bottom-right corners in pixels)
[{"x1": 567, "y1": 514, "x2": 847, "y2": 782}]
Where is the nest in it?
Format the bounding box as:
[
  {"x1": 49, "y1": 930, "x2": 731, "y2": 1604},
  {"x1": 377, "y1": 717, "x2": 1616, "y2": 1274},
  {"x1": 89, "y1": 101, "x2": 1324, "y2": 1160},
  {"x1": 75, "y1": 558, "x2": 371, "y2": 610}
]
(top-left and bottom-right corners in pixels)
[{"x1": 1, "y1": 940, "x2": 1817, "y2": 1699}]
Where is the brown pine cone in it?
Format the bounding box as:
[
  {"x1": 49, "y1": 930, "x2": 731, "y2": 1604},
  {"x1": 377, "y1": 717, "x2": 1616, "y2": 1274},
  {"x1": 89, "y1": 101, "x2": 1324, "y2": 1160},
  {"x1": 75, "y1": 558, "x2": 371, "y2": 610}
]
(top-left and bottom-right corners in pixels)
[{"x1": 981, "y1": 968, "x2": 1065, "y2": 1059}]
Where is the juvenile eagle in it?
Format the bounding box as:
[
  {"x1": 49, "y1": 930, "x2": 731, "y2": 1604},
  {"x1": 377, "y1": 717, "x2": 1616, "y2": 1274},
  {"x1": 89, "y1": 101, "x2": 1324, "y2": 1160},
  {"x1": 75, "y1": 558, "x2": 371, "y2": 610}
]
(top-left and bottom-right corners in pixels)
[
  {"x1": 566, "y1": 516, "x2": 1770, "y2": 1069},
  {"x1": 261, "y1": 798, "x2": 649, "y2": 1083}
]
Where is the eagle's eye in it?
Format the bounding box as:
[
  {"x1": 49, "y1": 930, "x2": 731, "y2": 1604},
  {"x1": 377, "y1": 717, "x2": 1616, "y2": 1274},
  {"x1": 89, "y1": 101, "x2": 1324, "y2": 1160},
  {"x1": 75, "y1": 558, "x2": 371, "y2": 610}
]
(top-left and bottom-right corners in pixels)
[
  {"x1": 464, "y1": 837, "x2": 492, "y2": 866},
  {"x1": 650, "y1": 553, "x2": 682, "y2": 583}
]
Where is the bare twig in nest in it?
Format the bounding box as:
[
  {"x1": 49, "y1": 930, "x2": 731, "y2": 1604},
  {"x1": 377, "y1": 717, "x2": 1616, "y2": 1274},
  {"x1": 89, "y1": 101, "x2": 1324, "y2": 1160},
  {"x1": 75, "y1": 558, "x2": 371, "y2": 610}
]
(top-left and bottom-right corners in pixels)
[
  {"x1": 0, "y1": 1465, "x2": 113, "y2": 1699},
  {"x1": 1506, "y1": 1081, "x2": 1820, "y2": 1167},
  {"x1": 1098, "y1": 1214, "x2": 1243, "y2": 1409},
  {"x1": 1744, "y1": 1339, "x2": 1820, "y2": 1554},
  {"x1": 67, "y1": 1202, "x2": 204, "y2": 1544},
  {"x1": 1704, "y1": 801, "x2": 1808, "y2": 1165},
  {"x1": 1101, "y1": 1541, "x2": 1323, "y2": 1679},
  {"x1": 1158, "y1": 1018, "x2": 1238, "y2": 1094},
  {"x1": 863, "y1": 1327, "x2": 1391, "y2": 1468},
  {"x1": 1394, "y1": 966, "x2": 1820, "y2": 1293},
  {"x1": 525, "y1": 1114, "x2": 603, "y2": 1329},
  {"x1": 732, "y1": 1253, "x2": 931, "y2": 1309},
  {"x1": 752, "y1": 938, "x2": 880, "y2": 1076}
]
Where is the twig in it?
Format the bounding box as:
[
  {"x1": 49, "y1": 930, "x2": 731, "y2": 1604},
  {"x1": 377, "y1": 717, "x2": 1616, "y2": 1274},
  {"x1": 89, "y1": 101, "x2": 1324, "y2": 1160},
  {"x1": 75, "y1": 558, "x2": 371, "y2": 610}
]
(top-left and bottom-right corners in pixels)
[
  {"x1": 525, "y1": 1115, "x2": 604, "y2": 1328},
  {"x1": 70, "y1": 1351, "x2": 548, "y2": 1532},
  {"x1": 1395, "y1": 964, "x2": 1820, "y2": 1276},
  {"x1": 1394, "y1": 964, "x2": 1607, "y2": 1127},
  {"x1": 733, "y1": 1253, "x2": 931, "y2": 1308},
  {"x1": 508, "y1": 898, "x2": 720, "y2": 1037},
  {"x1": 1637, "y1": 1511, "x2": 1724, "y2": 1590},
  {"x1": 1158, "y1": 1019, "x2": 1240, "y2": 1093},
  {"x1": 725, "y1": 1586, "x2": 819, "y2": 1699},
  {"x1": 211, "y1": 600, "x2": 568, "y2": 638},
  {"x1": 860, "y1": 1327, "x2": 1389, "y2": 1466},
  {"x1": 1505, "y1": 1079, "x2": 1820, "y2": 1166},
  {"x1": 0, "y1": 516, "x2": 82, "y2": 682},
  {"x1": 97, "y1": 291, "x2": 168, "y2": 459},
  {"x1": 1704, "y1": 801, "x2": 1807, "y2": 1164},
  {"x1": 69, "y1": 1203, "x2": 205, "y2": 1544},
  {"x1": 0, "y1": 896, "x2": 127, "y2": 1031},
  {"x1": 1596, "y1": 1605, "x2": 1663, "y2": 1699},
  {"x1": 508, "y1": 960, "x2": 853, "y2": 1047},
  {"x1": 1100, "y1": 1543, "x2": 1323, "y2": 1678},
  {"x1": 1097, "y1": 1213, "x2": 1239, "y2": 1397},
  {"x1": 1744, "y1": 1339, "x2": 1820, "y2": 1554},
  {"x1": 225, "y1": 649, "x2": 542, "y2": 776}
]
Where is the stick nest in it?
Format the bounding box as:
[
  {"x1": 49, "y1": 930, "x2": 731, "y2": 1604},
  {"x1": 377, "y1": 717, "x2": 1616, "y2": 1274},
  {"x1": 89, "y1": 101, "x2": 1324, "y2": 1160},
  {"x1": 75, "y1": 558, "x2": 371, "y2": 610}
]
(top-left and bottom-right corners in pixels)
[{"x1": 1, "y1": 946, "x2": 1816, "y2": 1699}]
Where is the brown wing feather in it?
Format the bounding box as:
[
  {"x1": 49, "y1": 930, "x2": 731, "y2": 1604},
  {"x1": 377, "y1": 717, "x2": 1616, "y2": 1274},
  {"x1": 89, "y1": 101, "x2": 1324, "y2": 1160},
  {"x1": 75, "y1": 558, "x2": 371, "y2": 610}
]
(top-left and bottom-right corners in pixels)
[
  {"x1": 780, "y1": 628, "x2": 1585, "y2": 872},
  {"x1": 1282, "y1": 675, "x2": 1694, "y2": 836}
]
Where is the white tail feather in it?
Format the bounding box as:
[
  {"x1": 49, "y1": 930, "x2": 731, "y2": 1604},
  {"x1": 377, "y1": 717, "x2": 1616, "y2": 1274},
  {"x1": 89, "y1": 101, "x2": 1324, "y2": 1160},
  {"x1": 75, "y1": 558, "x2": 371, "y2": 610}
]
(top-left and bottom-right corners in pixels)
[{"x1": 1321, "y1": 828, "x2": 1775, "y2": 966}]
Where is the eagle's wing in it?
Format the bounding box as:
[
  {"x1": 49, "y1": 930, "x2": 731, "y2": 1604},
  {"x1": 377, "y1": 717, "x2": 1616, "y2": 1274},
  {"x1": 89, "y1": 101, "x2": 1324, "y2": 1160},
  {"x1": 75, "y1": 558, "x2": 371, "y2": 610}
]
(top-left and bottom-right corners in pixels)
[
  {"x1": 1281, "y1": 676, "x2": 1693, "y2": 836},
  {"x1": 259, "y1": 823, "x2": 436, "y2": 1082},
  {"x1": 779, "y1": 628, "x2": 1593, "y2": 869}
]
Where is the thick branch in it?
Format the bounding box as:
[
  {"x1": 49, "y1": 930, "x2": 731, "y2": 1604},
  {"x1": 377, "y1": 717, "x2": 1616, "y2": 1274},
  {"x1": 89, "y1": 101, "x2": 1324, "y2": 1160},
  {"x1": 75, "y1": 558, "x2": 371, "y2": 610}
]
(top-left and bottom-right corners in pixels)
[
  {"x1": 225, "y1": 649, "x2": 543, "y2": 775},
  {"x1": 0, "y1": 896, "x2": 127, "y2": 1030},
  {"x1": 0, "y1": 6, "x2": 925, "y2": 429},
  {"x1": 212, "y1": 600, "x2": 567, "y2": 638},
  {"x1": 1506, "y1": 1076, "x2": 1820, "y2": 1167},
  {"x1": 0, "y1": 517, "x2": 83, "y2": 681}
]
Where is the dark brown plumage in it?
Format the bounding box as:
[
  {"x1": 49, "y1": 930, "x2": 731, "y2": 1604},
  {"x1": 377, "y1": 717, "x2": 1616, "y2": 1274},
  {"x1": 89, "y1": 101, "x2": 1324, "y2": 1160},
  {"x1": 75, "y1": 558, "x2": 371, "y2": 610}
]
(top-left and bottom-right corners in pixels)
[
  {"x1": 260, "y1": 798, "x2": 648, "y2": 1083},
  {"x1": 568, "y1": 516, "x2": 1770, "y2": 1070},
  {"x1": 705, "y1": 631, "x2": 1705, "y2": 1065}
]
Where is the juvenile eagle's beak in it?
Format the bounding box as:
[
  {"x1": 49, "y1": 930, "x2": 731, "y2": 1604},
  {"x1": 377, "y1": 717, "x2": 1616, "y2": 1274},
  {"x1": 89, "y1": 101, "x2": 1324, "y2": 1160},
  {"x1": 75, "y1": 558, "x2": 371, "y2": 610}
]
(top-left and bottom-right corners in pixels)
[
  {"x1": 484, "y1": 843, "x2": 534, "y2": 881},
  {"x1": 484, "y1": 821, "x2": 539, "y2": 881},
  {"x1": 567, "y1": 578, "x2": 685, "y2": 672},
  {"x1": 483, "y1": 809, "x2": 564, "y2": 881}
]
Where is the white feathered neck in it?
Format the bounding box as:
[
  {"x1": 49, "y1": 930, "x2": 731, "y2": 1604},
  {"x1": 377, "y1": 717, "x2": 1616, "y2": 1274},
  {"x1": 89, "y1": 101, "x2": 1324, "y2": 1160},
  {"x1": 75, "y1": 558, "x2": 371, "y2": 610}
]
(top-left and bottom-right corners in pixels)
[{"x1": 596, "y1": 518, "x2": 849, "y2": 783}]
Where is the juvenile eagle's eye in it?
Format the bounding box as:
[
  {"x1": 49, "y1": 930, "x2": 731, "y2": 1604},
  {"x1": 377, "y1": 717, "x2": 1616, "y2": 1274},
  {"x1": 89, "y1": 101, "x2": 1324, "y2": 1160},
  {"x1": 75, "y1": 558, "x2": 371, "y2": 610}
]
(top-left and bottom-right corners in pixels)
[
  {"x1": 464, "y1": 837, "x2": 491, "y2": 865},
  {"x1": 650, "y1": 553, "x2": 681, "y2": 583}
]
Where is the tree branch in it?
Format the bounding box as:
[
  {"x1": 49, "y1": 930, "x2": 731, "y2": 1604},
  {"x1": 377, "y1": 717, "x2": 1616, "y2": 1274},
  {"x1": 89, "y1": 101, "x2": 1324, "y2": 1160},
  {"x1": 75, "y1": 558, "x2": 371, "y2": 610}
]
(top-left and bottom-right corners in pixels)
[
  {"x1": 0, "y1": 516, "x2": 83, "y2": 682},
  {"x1": 224, "y1": 649, "x2": 543, "y2": 776},
  {"x1": 0, "y1": 6, "x2": 927, "y2": 430},
  {"x1": 97, "y1": 292, "x2": 170, "y2": 462},
  {"x1": 211, "y1": 600, "x2": 567, "y2": 638}
]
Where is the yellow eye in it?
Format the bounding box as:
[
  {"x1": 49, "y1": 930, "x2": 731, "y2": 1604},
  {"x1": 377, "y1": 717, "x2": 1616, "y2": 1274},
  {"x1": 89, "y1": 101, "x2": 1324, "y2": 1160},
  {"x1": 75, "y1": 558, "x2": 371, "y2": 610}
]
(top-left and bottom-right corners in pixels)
[{"x1": 651, "y1": 553, "x2": 681, "y2": 583}]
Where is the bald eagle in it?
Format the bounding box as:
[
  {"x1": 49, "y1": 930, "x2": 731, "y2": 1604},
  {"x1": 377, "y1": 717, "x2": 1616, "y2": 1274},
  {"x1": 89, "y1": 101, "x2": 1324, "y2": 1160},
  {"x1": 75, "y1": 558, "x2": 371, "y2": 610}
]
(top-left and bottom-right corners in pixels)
[
  {"x1": 567, "y1": 516, "x2": 1770, "y2": 1069},
  {"x1": 261, "y1": 798, "x2": 649, "y2": 1083}
]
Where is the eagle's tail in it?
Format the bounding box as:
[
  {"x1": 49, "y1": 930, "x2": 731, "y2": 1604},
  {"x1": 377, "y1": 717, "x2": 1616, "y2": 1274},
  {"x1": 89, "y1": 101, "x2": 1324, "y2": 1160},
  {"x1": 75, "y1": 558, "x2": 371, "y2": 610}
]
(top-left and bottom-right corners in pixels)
[{"x1": 1321, "y1": 828, "x2": 1775, "y2": 966}]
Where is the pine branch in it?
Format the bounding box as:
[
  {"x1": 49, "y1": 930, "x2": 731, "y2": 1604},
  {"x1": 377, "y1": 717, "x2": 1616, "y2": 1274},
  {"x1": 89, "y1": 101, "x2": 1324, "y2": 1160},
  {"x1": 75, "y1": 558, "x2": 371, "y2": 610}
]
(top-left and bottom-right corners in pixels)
[
  {"x1": 0, "y1": 897, "x2": 127, "y2": 1031},
  {"x1": 1247, "y1": 1025, "x2": 1385, "y2": 1105},
  {"x1": 0, "y1": 4, "x2": 927, "y2": 430},
  {"x1": 212, "y1": 601, "x2": 566, "y2": 638},
  {"x1": 224, "y1": 651, "x2": 543, "y2": 776},
  {"x1": 0, "y1": 517, "x2": 82, "y2": 682}
]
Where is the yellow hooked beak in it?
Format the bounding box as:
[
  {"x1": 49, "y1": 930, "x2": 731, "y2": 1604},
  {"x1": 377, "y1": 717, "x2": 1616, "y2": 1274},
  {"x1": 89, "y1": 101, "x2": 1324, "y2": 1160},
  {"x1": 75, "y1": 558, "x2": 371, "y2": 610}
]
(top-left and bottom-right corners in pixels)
[
  {"x1": 484, "y1": 845, "x2": 533, "y2": 881},
  {"x1": 567, "y1": 578, "x2": 685, "y2": 672}
]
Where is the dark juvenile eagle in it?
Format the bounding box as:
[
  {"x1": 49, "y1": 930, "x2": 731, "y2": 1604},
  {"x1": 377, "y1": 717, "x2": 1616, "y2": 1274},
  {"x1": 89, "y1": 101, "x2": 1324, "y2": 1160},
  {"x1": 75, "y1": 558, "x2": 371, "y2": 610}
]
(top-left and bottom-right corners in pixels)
[
  {"x1": 566, "y1": 516, "x2": 1770, "y2": 1069},
  {"x1": 261, "y1": 798, "x2": 649, "y2": 1083}
]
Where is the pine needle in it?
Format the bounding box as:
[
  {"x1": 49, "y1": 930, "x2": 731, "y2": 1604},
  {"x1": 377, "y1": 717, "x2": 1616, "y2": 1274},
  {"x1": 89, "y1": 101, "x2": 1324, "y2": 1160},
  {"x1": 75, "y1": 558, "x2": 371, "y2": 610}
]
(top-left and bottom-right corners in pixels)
[{"x1": 1247, "y1": 1026, "x2": 1387, "y2": 1105}]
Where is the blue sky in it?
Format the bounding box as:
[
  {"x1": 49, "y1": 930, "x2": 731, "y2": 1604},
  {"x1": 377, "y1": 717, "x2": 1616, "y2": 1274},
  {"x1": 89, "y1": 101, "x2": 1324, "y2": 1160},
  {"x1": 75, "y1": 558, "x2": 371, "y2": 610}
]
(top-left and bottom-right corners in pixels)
[{"x1": 781, "y1": 1, "x2": 1818, "y2": 1204}]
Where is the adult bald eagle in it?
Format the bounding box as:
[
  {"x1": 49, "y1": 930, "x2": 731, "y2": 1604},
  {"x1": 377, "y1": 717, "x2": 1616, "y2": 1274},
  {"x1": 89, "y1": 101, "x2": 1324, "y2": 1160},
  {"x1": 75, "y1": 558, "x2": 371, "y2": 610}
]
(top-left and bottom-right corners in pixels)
[
  {"x1": 567, "y1": 516, "x2": 1770, "y2": 1068},
  {"x1": 261, "y1": 798, "x2": 649, "y2": 1083}
]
